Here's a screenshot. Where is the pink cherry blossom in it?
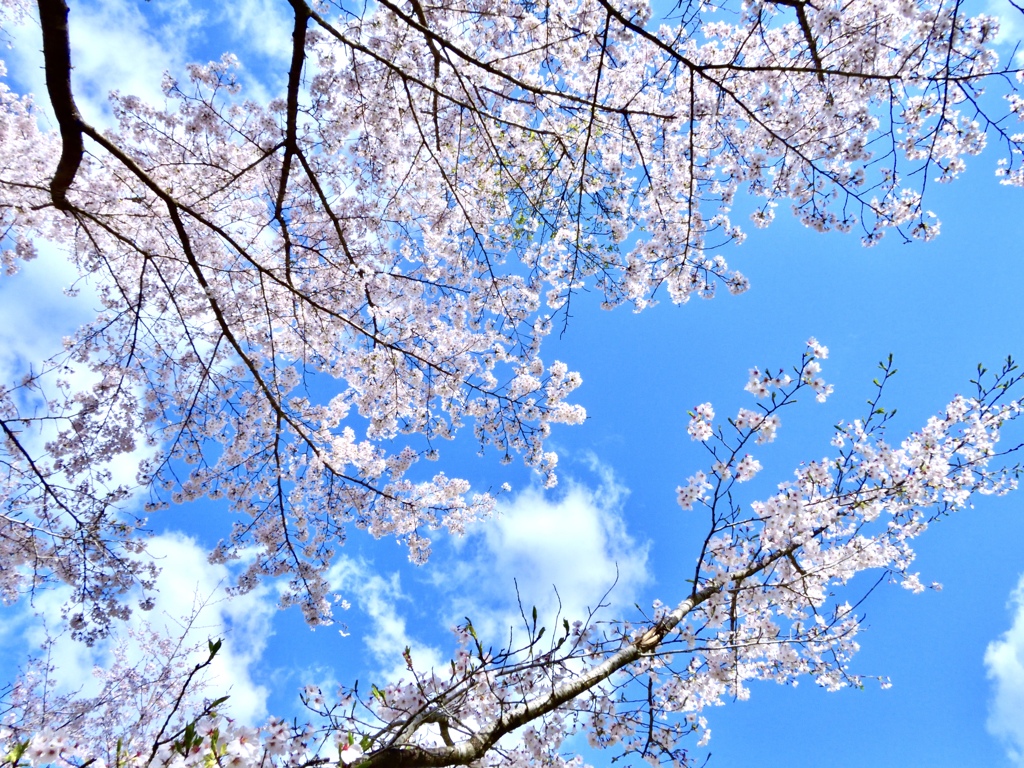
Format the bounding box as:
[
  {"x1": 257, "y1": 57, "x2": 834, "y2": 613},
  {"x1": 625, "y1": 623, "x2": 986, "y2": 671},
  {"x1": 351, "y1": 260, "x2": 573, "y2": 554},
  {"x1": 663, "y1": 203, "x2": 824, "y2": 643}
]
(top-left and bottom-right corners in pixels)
[{"x1": 1, "y1": 0, "x2": 1023, "y2": 765}]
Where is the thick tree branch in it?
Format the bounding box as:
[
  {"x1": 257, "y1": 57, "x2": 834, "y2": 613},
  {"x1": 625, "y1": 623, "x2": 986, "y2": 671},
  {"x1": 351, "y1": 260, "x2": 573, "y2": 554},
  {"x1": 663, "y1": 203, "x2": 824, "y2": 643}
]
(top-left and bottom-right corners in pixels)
[
  {"x1": 275, "y1": 0, "x2": 311, "y2": 284},
  {"x1": 768, "y1": 0, "x2": 826, "y2": 83},
  {"x1": 37, "y1": 0, "x2": 84, "y2": 210},
  {"x1": 361, "y1": 539, "x2": 812, "y2": 768}
]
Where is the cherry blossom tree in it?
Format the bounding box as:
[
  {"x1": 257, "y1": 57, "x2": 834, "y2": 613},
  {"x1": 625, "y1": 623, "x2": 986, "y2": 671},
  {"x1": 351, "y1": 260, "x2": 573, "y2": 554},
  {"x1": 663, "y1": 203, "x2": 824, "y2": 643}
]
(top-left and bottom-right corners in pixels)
[{"x1": 2, "y1": 0, "x2": 1024, "y2": 765}]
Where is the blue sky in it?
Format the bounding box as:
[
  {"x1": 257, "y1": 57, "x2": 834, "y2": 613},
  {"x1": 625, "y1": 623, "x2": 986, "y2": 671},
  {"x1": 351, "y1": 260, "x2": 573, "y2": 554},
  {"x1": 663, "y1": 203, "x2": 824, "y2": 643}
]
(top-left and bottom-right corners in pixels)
[{"x1": 2, "y1": 0, "x2": 1024, "y2": 766}]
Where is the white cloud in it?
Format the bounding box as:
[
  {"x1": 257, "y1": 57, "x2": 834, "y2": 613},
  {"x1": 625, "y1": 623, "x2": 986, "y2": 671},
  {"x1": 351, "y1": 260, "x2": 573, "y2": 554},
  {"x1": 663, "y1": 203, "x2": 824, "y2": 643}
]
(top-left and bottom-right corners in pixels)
[
  {"x1": 1, "y1": 0, "x2": 293, "y2": 130},
  {"x1": 987, "y1": 0, "x2": 1024, "y2": 46},
  {"x1": 323, "y1": 454, "x2": 650, "y2": 687},
  {"x1": 0, "y1": 240, "x2": 159, "y2": 507},
  {"x1": 329, "y1": 558, "x2": 446, "y2": 683},
  {"x1": 4, "y1": 0, "x2": 190, "y2": 128},
  {"x1": 984, "y1": 0, "x2": 1024, "y2": 66},
  {"x1": 8, "y1": 532, "x2": 276, "y2": 725},
  {"x1": 985, "y1": 572, "x2": 1024, "y2": 766},
  {"x1": 441, "y1": 455, "x2": 650, "y2": 645},
  {"x1": 0, "y1": 241, "x2": 92, "y2": 382},
  {"x1": 141, "y1": 533, "x2": 276, "y2": 723},
  {"x1": 66, "y1": 0, "x2": 187, "y2": 124},
  {"x1": 217, "y1": 0, "x2": 293, "y2": 64}
]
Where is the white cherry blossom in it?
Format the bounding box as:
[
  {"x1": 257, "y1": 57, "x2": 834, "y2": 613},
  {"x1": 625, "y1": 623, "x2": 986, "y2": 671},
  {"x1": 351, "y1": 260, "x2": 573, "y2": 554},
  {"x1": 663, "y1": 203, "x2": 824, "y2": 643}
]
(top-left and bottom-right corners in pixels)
[{"x1": 2, "y1": 0, "x2": 1024, "y2": 764}]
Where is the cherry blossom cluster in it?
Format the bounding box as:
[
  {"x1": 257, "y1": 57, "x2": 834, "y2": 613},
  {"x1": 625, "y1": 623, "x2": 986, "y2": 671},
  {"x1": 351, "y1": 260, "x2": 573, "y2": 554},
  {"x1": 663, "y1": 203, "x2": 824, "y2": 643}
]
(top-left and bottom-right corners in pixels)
[
  {"x1": 5, "y1": 346, "x2": 1021, "y2": 768},
  {"x1": 679, "y1": 337, "x2": 830, "y2": 511},
  {"x1": 0, "y1": 0, "x2": 1022, "y2": 760},
  {"x1": 0, "y1": 0, "x2": 1018, "y2": 639}
]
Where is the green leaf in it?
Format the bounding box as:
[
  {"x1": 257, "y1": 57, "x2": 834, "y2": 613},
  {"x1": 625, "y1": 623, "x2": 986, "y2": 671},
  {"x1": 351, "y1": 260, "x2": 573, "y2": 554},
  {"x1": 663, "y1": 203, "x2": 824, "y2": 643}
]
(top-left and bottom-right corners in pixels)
[{"x1": 5, "y1": 740, "x2": 29, "y2": 765}]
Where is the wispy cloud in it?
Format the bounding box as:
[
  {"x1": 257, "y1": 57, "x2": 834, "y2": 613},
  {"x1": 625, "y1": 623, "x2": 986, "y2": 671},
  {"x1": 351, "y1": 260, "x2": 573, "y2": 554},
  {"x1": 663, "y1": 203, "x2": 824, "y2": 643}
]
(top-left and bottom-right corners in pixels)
[
  {"x1": 985, "y1": 572, "x2": 1024, "y2": 766},
  {"x1": 4, "y1": 0, "x2": 191, "y2": 127},
  {"x1": 2, "y1": 0, "x2": 285, "y2": 130},
  {"x1": 6, "y1": 532, "x2": 276, "y2": 725},
  {"x1": 216, "y1": 0, "x2": 293, "y2": 64},
  {"x1": 142, "y1": 533, "x2": 276, "y2": 723},
  {"x1": 439, "y1": 455, "x2": 650, "y2": 646},
  {"x1": 984, "y1": 0, "x2": 1024, "y2": 66},
  {"x1": 329, "y1": 558, "x2": 446, "y2": 683},
  {"x1": 987, "y1": 0, "x2": 1024, "y2": 45},
  {"x1": 318, "y1": 456, "x2": 649, "y2": 686},
  {"x1": 0, "y1": 241, "x2": 93, "y2": 383},
  {"x1": 0, "y1": 240, "x2": 159, "y2": 506}
]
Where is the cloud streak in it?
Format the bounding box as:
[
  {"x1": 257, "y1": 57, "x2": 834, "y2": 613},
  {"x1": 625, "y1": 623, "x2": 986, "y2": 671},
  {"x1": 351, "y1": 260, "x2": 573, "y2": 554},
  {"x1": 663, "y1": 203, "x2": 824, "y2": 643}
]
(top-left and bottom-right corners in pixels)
[
  {"x1": 328, "y1": 558, "x2": 446, "y2": 683},
  {"x1": 440, "y1": 456, "x2": 650, "y2": 646},
  {"x1": 317, "y1": 456, "x2": 649, "y2": 688},
  {"x1": 4, "y1": 532, "x2": 276, "y2": 725},
  {"x1": 986, "y1": 572, "x2": 1024, "y2": 766}
]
